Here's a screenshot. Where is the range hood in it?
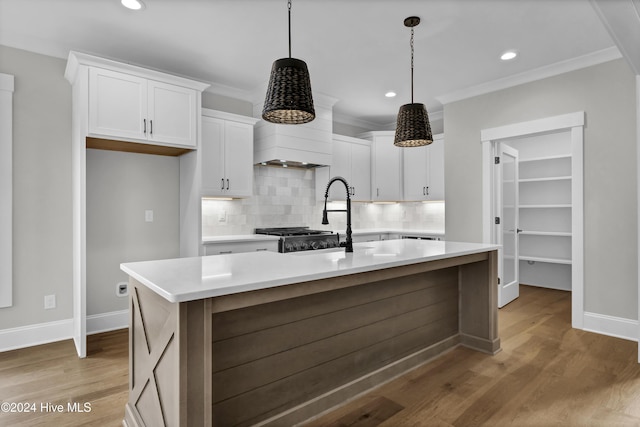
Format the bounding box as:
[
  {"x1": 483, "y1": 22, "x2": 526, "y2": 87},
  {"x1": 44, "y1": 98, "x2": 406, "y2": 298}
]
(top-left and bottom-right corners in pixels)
[{"x1": 253, "y1": 91, "x2": 338, "y2": 168}]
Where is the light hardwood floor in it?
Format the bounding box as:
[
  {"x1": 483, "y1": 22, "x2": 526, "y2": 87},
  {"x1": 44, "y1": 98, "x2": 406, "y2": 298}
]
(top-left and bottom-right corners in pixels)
[{"x1": 1, "y1": 286, "x2": 640, "y2": 426}]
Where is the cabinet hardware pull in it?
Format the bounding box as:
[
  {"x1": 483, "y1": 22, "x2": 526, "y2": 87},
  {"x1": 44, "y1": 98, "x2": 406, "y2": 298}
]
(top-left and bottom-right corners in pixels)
[
  {"x1": 377, "y1": 188, "x2": 379, "y2": 197},
  {"x1": 150, "y1": 120, "x2": 153, "y2": 135},
  {"x1": 221, "y1": 178, "x2": 224, "y2": 190},
  {"x1": 426, "y1": 186, "x2": 429, "y2": 196},
  {"x1": 423, "y1": 186, "x2": 426, "y2": 196},
  {"x1": 220, "y1": 251, "x2": 232, "y2": 254},
  {"x1": 143, "y1": 119, "x2": 146, "y2": 134},
  {"x1": 226, "y1": 179, "x2": 230, "y2": 190},
  {"x1": 256, "y1": 248, "x2": 268, "y2": 251}
]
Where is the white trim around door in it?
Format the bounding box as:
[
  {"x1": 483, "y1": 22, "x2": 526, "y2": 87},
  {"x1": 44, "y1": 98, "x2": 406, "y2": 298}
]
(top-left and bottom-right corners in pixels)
[
  {"x1": 0, "y1": 73, "x2": 14, "y2": 309},
  {"x1": 481, "y1": 112, "x2": 585, "y2": 329}
]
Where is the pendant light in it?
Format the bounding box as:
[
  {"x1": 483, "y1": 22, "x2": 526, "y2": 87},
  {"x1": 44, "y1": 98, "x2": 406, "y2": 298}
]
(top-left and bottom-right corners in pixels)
[
  {"x1": 262, "y1": 0, "x2": 315, "y2": 124},
  {"x1": 394, "y1": 16, "x2": 433, "y2": 147}
]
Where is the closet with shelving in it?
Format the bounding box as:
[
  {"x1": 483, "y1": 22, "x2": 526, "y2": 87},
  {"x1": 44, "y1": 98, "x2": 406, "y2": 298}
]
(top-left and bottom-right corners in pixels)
[{"x1": 505, "y1": 130, "x2": 573, "y2": 291}]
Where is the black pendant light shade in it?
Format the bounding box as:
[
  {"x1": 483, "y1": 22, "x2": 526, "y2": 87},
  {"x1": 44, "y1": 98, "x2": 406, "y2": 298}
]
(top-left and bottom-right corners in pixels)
[
  {"x1": 394, "y1": 16, "x2": 432, "y2": 147},
  {"x1": 263, "y1": 57, "x2": 315, "y2": 124},
  {"x1": 262, "y1": 0, "x2": 315, "y2": 124},
  {"x1": 395, "y1": 103, "x2": 432, "y2": 147}
]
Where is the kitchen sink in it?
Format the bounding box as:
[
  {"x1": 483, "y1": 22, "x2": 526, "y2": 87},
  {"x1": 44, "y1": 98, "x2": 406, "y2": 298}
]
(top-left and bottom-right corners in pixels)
[{"x1": 287, "y1": 246, "x2": 374, "y2": 256}]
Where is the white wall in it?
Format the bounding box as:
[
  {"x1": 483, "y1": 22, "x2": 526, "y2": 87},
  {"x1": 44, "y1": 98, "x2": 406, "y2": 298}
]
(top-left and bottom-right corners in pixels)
[
  {"x1": 0, "y1": 73, "x2": 14, "y2": 308},
  {"x1": 86, "y1": 149, "x2": 180, "y2": 315},
  {"x1": 445, "y1": 58, "x2": 637, "y2": 320},
  {"x1": 0, "y1": 45, "x2": 73, "y2": 328}
]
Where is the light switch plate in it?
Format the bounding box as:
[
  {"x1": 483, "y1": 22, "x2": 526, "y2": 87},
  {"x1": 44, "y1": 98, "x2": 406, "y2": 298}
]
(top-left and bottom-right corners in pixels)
[
  {"x1": 44, "y1": 294, "x2": 56, "y2": 309},
  {"x1": 145, "y1": 210, "x2": 154, "y2": 222}
]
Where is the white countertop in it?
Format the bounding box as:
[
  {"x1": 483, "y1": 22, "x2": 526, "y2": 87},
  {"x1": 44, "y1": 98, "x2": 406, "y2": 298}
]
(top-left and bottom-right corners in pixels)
[
  {"x1": 202, "y1": 228, "x2": 444, "y2": 245},
  {"x1": 202, "y1": 234, "x2": 281, "y2": 244},
  {"x1": 121, "y1": 239, "x2": 498, "y2": 303}
]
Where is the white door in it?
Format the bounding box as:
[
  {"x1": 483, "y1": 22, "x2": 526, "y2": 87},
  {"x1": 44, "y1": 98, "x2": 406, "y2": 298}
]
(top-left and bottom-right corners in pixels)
[
  {"x1": 329, "y1": 139, "x2": 351, "y2": 200},
  {"x1": 402, "y1": 144, "x2": 429, "y2": 201},
  {"x1": 201, "y1": 116, "x2": 226, "y2": 196},
  {"x1": 148, "y1": 80, "x2": 196, "y2": 147},
  {"x1": 427, "y1": 136, "x2": 445, "y2": 200},
  {"x1": 224, "y1": 120, "x2": 254, "y2": 197},
  {"x1": 498, "y1": 144, "x2": 520, "y2": 307},
  {"x1": 350, "y1": 142, "x2": 371, "y2": 201},
  {"x1": 88, "y1": 67, "x2": 147, "y2": 141}
]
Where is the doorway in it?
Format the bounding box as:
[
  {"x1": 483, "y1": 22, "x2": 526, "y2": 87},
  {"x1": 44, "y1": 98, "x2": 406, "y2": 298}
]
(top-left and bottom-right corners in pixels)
[{"x1": 481, "y1": 112, "x2": 584, "y2": 328}]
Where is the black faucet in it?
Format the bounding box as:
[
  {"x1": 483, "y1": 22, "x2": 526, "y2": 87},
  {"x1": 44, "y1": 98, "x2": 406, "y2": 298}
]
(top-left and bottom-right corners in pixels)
[{"x1": 322, "y1": 176, "x2": 353, "y2": 253}]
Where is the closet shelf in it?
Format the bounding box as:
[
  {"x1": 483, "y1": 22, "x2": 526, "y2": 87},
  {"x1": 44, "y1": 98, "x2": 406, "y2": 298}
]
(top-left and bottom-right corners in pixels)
[
  {"x1": 519, "y1": 231, "x2": 571, "y2": 237},
  {"x1": 519, "y1": 255, "x2": 572, "y2": 265},
  {"x1": 519, "y1": 176, "x2": 572, "y2": 183},
  {"x1": 519, "y1": 154, "x2": 572, "y2": 163},
  {"x1": 519, "y1": 204, "x2": 572, "y2": 209}
]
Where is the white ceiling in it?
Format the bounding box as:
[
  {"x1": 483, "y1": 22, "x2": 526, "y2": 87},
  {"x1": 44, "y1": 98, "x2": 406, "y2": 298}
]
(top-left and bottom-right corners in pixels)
[{"x1": 0, "y1": 0, "x2": 629, "y2": 128}]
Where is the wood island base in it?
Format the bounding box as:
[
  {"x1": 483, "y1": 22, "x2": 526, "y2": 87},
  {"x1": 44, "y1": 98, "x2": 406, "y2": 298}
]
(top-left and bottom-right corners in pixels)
[{"x1": 123, "y1": 250, "x2": 499, "y2": 427}]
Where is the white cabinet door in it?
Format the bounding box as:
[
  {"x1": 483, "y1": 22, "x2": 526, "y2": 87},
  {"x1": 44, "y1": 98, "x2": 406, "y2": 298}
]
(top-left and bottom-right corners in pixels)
[
  {"x1": 402, "y1": 136, "x2": 444, "y2": 201},
  {"x1": 403, "y1": 145, "x2": 429, "y2": 200},
  {"x1": 89, "y1": 68, "x2": 197, "y2": 148},
  {"x1": 224, "y1": 120, "x2": 254, "y2": 197},
  {"x1": 148, "y1": 80, "x2": 196, "y2": 147},
  {"x1": 319, "y1": 135, "x2": 371, "y2": 202},
  {"x1": 89, "y1": 68, "x2": 147, "y2": 141},
  {"x1": 328, "y1": 139, "x2": 351, "y2": 200},
  {"x1": 201, "y1": 115, "x2": 254, "y2": 198},
  {"x1": 427, "y1": 137, "x2": 445, "y2": 200},
  {"x1": 371, "y1": 134, "x2": 402, "y2": 201},
  {"x1": 201, "y1": 116, "x2": 226, "y2": 196},
  {"x1": 350, "y1": 142, "x2": 371, "y2": 201}
]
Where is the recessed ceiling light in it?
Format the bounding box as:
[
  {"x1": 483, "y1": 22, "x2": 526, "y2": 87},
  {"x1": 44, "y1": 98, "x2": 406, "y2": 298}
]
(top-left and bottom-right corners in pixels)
[
  {"x1": 385, "y1": 91, "x2": 397, "y2": 98},
  {"x1": 121, "y1": 0, "x2": 145, "y2": 10},
  {"x1": 501, "y1": 50, "x2": 518, "y2": 61}
]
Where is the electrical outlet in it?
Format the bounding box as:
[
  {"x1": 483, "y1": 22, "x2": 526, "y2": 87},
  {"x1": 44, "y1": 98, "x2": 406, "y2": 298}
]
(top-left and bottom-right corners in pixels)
[
  {"x1": 218, "y1": 210, "x2": 226, "y2": 223},
  {"x1": 44, "y1": 294, "x2": 56, "y2": 310},
  {"x1": 116, "y1": 282, "x2": 129, "y2": 297},
  {"x1": 145, "y1": 210, "x2": 154, "y2": 222}
]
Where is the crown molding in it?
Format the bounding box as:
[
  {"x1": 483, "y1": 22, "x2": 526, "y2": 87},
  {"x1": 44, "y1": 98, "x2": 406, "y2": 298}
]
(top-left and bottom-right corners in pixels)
[
  {"x1": 590, "y1": 0, "x2": 640, "y2": 75},
  {"x1": 204, "y1": 81, "x2": 254, "y2": 102},
  {"x1": 332, "y1": 112, "x2": 387, "y2": 131},
  {"x1": 436, "y1": 46, "x2": 622, "y2": 105}
]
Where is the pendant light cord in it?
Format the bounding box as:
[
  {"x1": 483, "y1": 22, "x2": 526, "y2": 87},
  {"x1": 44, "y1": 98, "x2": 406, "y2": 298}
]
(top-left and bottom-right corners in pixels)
[
  {"x1": 288, "y1": 0, "x2": 292, "y2": 58},
  {"x1": 410, "y1": 26, "x2": 414, "y2": 104}
]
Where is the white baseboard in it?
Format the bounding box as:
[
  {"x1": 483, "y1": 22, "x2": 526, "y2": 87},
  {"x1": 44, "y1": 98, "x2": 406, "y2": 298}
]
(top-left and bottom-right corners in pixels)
[
  {"x1": 0, "y1": 318, "x2": 73, "y2": 352},
  {"x1": 583, "y1": 311, "x2": 638, "y2": 342},
  {"x1": 87, "y1": 309, "x2": 128, "y2": 335},
  {"x1": 0, "y1": 309, "x2": 129, "y2": 353}
]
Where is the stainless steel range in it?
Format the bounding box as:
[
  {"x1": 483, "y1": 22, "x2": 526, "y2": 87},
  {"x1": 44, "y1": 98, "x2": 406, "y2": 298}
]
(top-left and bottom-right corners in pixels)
[{"x1": 255, "y1": 227, "x2": 340, "y2": 253}]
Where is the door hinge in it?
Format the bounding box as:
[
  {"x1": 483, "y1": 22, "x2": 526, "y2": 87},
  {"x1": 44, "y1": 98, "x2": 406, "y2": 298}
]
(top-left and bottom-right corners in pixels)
[
  {"x1": 498, "y1": 277, "x2": 501, "y2": 285},
  {"x1": 495, "y1": 156, "x2": 500, "y2": 164},
  {"x1": 495, "y1": 217, "x2": 500, "y2": 225}
]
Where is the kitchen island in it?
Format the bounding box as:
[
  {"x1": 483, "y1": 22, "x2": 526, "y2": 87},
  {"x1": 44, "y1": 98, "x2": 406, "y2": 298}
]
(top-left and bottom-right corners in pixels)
[{"x1": 120, "y1": 239, "x2": 500, "y2": 427}]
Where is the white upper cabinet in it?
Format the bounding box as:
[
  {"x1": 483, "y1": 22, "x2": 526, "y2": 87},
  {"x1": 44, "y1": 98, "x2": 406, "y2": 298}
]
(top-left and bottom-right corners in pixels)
[
  {"x1": 89, "y1": 68, "x2": 147, "y2": 141},
  {"x1": 349, "y1": 141, "x2": 371, "y2": 201},
  {"x1": 201, "y1": 110, "x2": 258, "y2": 198},
  {"x1": 147, "y1": 80, "x2": 196, "y2": 147},
  {"x1": 316, "y1": 135, "x2": 370, "y2": 202},
  {"x1": 403, "y1": 134, "x2": 444, "y2": 201},
  {"x1": 359, "y1": 131, "x2": 402, "y2": 202},
  {"x1": 88, "y1": 67, "x2": 197, "y2": 148}
]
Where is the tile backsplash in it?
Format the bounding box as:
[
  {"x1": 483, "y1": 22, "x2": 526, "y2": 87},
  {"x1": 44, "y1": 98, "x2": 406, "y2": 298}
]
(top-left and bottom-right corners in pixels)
[{"x1": 202, "y1": 166, "x2": 445, "y2": 236}]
